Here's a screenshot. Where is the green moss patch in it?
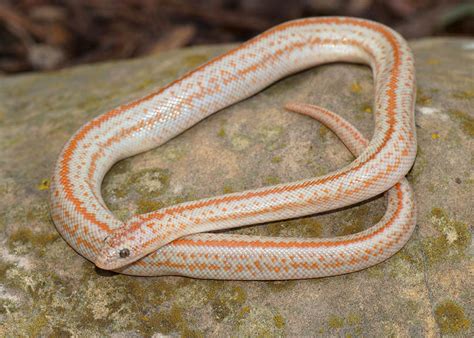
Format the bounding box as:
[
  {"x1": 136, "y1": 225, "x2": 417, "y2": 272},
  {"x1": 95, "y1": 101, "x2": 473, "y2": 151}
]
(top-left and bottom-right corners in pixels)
[
  {"x1": 449, "y1": 109, "x2": 474, "y2": 137},
  {"x1": 141, "y1": 305, "x2": 201, "y2": 337},
  {"x1": 8, "y1": 228, "x2": 59, "y2": 250},
  {"x1": 108, "y1": 167, "x2": 171, "y2": 200},
  {"x1": 416, "y1": 87, "x2": 433, "y2": 105},
  {"x1": 207, "y1": 283, "x2": 247, "y2": 322},
  {"x1": 271, "y1": 156, "x2": 282, "y2": 164},
  {"x1": 452, "y1": 89, "x2": 474, "y2": 100},
  {"x1": 136, "y1": 199, "x2": 165, "y2": 214},
  {"x1": 327, "y1": 312, "x2": 363, "y2": 334},
  {"x1": 268, "y1": 217, "x2": 323, "y2": 238},
  {"x1": 328, "y1": 315, "x2": 344, "y2": 329},
  {"x1": 422, "y1": 208, "x2": 471, "y2": 265},
  {"x1": 129, "y1": 168, "x2": 170, "y2": 196},
  {"x1": 435, "y1": 300, "x2": 471, "y2": 334},
  {"x1": 407, "y1": 146, "x2": 427, "y2": 184},
  {"x1": 264, "y1": 176, "x2": 280, "y2": 185},
  {"x1": 337, "y1": 205, "x2": 371, "y2": 236},
  {"x1": 183, "y1": 54, "x2": 212, "y2": 68},
  {"x1": 0, "y1": 261, "x2": 13, "y2": 280}
]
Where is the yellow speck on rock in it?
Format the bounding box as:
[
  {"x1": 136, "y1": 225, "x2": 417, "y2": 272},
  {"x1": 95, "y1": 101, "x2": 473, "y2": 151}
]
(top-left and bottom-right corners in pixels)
[
  {"x1": 265, "y1": 176, "x2": 280, "y2": 185},
  {"x1": 431, "y1": 132, "x2": 440, "y2": 140},
  {"x1": 328, "y1": 315, "x2": 344, "y2": 329},
  {"x1": 37, "y1": 179, "x2": 50, "y2": 191},
  {"x1": 217, "y1": 127, "x2": 226, "y2": 137},
  {"x1": 426, "y1": 58, "x2": 440, "y2": 65},
  {"x1": 350, "y1": 82, "x2": 362, "y2": 94},
  {"x1": 222, "y1": 185, "x2": 234, "y2": 194},
  {"x1": 273, "y1": 314, "x2": 285, "y2": 329},
  {"x1": 271, "y1": 156, "x2": 282, "y2": 164},
  {"x1": 239, "y1": 306, "x2": 251, "y2": 318},
  {"x1": 183, "y1": 54, "x2": 212, "y2": 68},
  {"x1": 319, "y1": 125, "x2": 329, "y2": 137}
]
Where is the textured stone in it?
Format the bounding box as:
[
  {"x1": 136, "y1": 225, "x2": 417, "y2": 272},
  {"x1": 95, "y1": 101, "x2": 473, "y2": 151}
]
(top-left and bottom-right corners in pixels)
[{"x1": 0, "y1": 38, "x2": 472, "y2": 336}]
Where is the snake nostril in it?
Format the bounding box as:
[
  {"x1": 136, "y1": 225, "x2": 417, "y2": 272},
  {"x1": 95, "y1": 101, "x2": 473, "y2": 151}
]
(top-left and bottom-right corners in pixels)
[{"x1": 119, "y1": 248, "x2": 130, "y2": 258}]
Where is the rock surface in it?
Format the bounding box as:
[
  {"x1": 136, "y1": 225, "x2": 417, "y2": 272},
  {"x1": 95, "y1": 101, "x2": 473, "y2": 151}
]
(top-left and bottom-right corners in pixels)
[{"x1": 0, "y1": 38, "x2": 472, "y2": 336}]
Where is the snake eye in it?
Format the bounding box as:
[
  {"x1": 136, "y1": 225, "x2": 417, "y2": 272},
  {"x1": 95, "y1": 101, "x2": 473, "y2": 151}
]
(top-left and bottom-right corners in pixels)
[{"x1": 119, "y1": 248, "x2": 130, "y2": 258}]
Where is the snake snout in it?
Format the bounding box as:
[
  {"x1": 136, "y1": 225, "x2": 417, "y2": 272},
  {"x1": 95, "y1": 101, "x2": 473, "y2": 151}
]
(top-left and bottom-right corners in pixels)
[{"x1": 95, "y1": 242, "x2": 133, "y2": 270}]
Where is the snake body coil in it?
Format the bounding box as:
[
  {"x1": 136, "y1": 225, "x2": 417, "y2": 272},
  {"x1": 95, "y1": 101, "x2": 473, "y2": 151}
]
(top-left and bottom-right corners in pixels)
[{"x1": 50, "y1": 17, "x2": 417, "y2": 279}]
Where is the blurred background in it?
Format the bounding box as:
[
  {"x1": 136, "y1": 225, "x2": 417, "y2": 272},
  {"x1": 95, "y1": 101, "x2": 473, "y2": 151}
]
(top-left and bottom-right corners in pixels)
[{"x1": 0, "y1": 0, "x2": 472, "y2": 74}]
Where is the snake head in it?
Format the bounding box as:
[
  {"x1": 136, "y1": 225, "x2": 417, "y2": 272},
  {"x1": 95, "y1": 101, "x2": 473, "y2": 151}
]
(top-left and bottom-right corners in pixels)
[
  {"x1": 95, "y1": 215, "x2": 175, "y2": 270},
  {"x1": 95, "y1": 235, "x2": 137, "y2": 270}
]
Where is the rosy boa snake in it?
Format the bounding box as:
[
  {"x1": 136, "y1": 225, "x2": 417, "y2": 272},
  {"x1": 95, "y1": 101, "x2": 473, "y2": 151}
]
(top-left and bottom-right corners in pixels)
[{"x1": 50, "y1": 17, "x2": 417, "y2": 279}]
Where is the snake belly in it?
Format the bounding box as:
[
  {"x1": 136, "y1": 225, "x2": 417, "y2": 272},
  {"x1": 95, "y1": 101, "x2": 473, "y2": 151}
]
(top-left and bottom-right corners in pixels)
[{"x1": 49, "y1": 17, "x2": 417, "y2": 279}]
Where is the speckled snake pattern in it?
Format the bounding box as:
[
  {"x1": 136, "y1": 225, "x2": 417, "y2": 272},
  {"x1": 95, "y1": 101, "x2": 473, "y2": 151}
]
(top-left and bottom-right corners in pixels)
[{"x1": 50, "y1": 17, "x2": 417, "y2": 279}]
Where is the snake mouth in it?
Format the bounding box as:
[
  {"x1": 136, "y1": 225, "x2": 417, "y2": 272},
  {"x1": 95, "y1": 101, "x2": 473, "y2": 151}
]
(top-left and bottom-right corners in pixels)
[{"x1": 95, "y1": 260, "x2": 114, "y2": 271}]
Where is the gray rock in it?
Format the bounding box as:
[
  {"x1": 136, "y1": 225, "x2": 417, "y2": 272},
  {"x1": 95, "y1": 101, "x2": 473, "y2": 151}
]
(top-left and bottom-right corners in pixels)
[{"x1": 0, "y1": 38, "x2": 472, "y2": 336}]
